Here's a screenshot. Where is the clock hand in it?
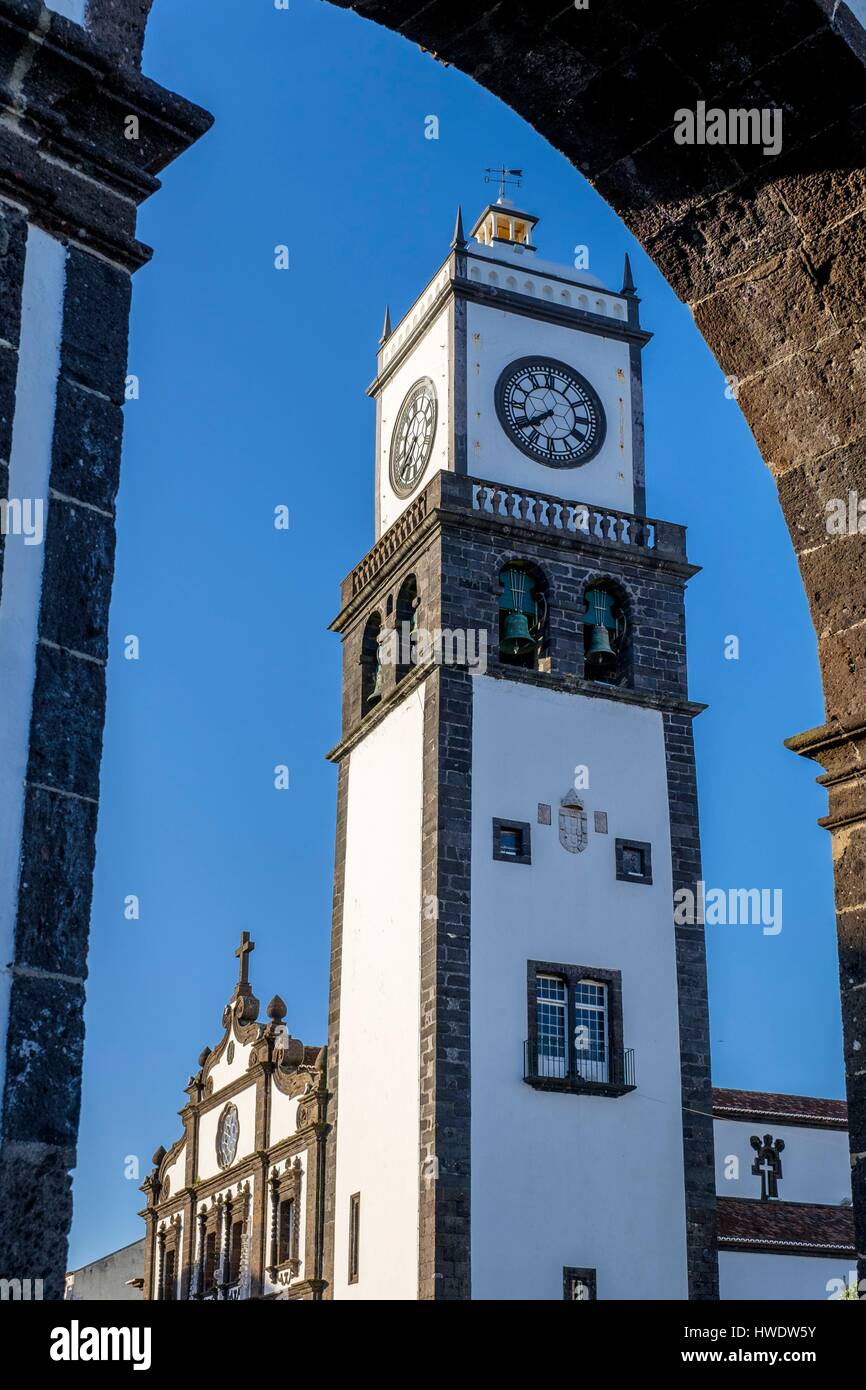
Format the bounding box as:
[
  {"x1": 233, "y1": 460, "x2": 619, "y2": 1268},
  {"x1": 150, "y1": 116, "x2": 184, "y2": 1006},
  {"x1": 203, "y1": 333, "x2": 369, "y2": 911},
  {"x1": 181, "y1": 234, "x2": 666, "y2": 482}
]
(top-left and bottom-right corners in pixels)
[{"x1": 521, "y1": 408, "x2": 554, "y2": 427}]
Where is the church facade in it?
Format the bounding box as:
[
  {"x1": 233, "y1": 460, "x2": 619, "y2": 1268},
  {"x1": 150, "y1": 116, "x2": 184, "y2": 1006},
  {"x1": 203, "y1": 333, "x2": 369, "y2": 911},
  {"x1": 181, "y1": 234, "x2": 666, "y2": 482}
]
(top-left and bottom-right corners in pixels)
[
  {"x1": 140, "y1": 934, "x2": 327, "y2": 1301},
  {"x1": 142, "y1": 195, "x2": 854, "y2": 1301}
]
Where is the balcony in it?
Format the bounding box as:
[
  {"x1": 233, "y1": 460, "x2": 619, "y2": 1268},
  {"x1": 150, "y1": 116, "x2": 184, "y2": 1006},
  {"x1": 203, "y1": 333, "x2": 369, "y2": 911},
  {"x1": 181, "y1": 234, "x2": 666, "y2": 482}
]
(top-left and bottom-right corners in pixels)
[
  {"x1": 523, "y1": 1041, "x2": 636, "y2": 1097},
  {"x1": 342, "y1": 471, "x2": 689, "y2": 607}
]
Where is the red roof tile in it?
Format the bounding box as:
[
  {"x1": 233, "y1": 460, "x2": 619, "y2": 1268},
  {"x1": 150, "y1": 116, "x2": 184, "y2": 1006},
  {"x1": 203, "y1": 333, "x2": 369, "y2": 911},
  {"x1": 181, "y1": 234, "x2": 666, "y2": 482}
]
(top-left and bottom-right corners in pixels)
[
  {"x1": 713, "y1": 1088, "x2": 847, "y2": 1129},
  {"x1": 717, "y1": 1197, "x2": 855, "y2": 1257}
]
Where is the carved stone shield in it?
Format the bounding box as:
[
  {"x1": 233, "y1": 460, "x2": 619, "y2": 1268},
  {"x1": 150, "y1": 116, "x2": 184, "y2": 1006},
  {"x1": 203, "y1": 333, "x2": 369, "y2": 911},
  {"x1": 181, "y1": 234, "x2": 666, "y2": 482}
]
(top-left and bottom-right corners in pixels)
[{"x1": 559, "y1": 792, "x2": 588, "y2": 853}]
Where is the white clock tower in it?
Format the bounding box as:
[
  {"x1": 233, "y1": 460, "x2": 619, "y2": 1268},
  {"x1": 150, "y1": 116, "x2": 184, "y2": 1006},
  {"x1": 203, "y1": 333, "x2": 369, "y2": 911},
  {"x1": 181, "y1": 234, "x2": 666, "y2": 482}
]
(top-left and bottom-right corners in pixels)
[{"x1": 324, "y1": 190, "x2": 717, "y2": 1301}]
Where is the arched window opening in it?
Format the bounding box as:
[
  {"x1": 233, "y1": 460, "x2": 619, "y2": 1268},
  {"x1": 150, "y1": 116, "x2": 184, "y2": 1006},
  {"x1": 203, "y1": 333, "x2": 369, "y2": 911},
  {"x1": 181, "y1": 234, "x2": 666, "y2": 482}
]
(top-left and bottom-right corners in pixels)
[
  {"x1": 583, "y1": 583, "x2": 627, "y2": 684},
  {"x1": 499, "y1": 565, "x2": 546, "y2": 670},
  {"x1": 360, "y1": 612, "x2": 383, "y2": 715},
  {"x1": 395, "y1": 575, "x2": 419, "y2": 683}
]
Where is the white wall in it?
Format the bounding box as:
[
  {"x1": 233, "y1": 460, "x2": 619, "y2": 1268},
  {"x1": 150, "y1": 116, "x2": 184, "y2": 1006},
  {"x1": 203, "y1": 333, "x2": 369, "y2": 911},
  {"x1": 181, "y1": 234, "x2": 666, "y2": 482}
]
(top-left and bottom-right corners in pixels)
[
  {"x1": 465, "y1": 297, "x2": 634, "y2": 515},
  {"x1": 714, "y1": 1119, "x2": 851, "y2": 1207},
  {"x1": 161, "y1": 1142, "x2": 186, "y2": 1201},
  {"x1": 197, "y1": 1081, "x2": 257, "y2": 1183},
  {"x1": 470, "y1": 675, "x2": 688, "y2": 1299},
  {"x1": 720, "y1": 1251, "x2": 857, "y2": 1301},
  {"x1": 268, "y1": 1084, "x2": 300, "y2": 1146},
  {"x1": 0, "y1": 223, "x2": 66, "y2": 1134},
  {"x1": 207, "y1": 1034, "x2": 255, "y2": 1095},
  {"x1": 377, "y1": 307, "x2": 450, "y2": 534},
  {"x1": 333, "y1": 688, "x2": 425, "y2": 1299}
]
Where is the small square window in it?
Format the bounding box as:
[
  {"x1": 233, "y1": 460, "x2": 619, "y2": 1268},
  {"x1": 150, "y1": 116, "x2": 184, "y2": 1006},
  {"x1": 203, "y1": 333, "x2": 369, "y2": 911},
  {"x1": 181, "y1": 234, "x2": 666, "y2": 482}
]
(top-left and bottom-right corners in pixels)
[
  {"x1": 615, "y1": 838, "x2": 652, "y2": 885},
  {"x1": 493, "y1": 818, "x2": 531, "y2": 865}
]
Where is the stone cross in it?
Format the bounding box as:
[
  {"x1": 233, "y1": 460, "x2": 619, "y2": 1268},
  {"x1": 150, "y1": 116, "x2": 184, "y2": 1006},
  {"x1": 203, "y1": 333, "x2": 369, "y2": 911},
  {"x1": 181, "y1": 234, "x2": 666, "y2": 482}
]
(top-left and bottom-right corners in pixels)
[{"x1": 235, "y1": 932, "x2": 255, "y2": 987}]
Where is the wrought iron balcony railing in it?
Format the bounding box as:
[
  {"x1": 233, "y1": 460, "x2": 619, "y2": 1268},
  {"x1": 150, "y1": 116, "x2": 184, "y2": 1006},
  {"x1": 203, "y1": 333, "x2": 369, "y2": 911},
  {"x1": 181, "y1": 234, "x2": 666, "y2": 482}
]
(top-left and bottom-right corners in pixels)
[{"x1": 523, "y1": 1041, "x2": 636, "y2": 1096}]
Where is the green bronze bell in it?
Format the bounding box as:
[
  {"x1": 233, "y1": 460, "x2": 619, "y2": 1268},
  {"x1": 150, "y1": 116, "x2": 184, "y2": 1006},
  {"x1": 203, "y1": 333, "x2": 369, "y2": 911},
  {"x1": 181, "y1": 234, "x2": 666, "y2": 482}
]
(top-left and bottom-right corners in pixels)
[
  {"x1": 501, "y1": 609, "x2": 536, "y2": 658},
  {"x1": 583, "y1": 585, "x2": 624, "y2": 677},
  {"x1": 499, "y1": 566, "x2": 540, "y2": 662}
]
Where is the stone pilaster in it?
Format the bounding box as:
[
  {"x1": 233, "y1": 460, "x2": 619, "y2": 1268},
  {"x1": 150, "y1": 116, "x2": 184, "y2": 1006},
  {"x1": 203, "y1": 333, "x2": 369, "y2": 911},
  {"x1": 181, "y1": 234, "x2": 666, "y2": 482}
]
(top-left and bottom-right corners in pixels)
[{"x1": 0, "y1": 0, "x2": 212, "y2": 1298}]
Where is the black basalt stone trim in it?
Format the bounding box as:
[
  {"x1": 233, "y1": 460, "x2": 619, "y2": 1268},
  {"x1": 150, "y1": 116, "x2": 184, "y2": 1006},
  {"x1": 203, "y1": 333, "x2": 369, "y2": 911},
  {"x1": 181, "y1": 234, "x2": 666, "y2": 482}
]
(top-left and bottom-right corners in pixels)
[
  {"x1": 86, "y1": 0, "x2": 154, "y2": 66},
  {"x1": 419, "y1": 665, "x2": 472, "y2": 1300},
  {"x1": 663, "y1": 709, "x2": 718, "y2": 1300},
  {"x1": 0, "y1": 1141, "x2": 74, "y2": 1299},
  {"x1": 14, "y1": 783, "x2": 98, "y2": 978},
  {"x1": 39, "y1": 495, "x2": 116, "y2": 661},
  {"x1": 0, "y1": 200, "x2": 27, "y2": 349},
  {"x1": 60, "y1": 249, "x2": 131, "y2": 404},
  {"x1": 1, "y1": 973, "x2": 86, "y2": 1148},
  {"x1": 323, "y1": 758, "x2": 349, "y2": 1298},
  {"x1": 26, "y1": 641, "x2": 106, "y2": 801},
  {"x1": 50, "y1": 378, "x2": 124, "y2": 512},
  {"x1": 0, "y1": 340, "x2": 17, "y2": 468}
]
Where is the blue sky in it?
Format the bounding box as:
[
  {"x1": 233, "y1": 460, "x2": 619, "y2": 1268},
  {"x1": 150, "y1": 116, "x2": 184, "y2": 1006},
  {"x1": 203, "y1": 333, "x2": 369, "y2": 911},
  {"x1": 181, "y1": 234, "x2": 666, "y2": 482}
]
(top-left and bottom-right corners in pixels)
[{"x1": 68, "y1": 0, "x2": 840, "y2": 1268}]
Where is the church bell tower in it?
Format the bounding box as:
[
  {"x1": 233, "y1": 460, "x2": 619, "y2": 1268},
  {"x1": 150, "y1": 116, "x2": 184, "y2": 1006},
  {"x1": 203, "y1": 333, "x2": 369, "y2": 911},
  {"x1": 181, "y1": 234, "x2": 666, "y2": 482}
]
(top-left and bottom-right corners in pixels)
[{"x1": 324, "y1": 186, "x2": 718, "y2": 1301}]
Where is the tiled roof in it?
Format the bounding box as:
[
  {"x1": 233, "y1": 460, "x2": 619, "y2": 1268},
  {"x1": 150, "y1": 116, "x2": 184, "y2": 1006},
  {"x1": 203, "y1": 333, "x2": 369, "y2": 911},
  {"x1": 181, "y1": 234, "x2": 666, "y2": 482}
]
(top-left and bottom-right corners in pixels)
[
  {"x1": 717, "y1": 1198, "x2": 855, "y2": 1257},
  {"x1": 713, "y1": 1087, "x2": 847, "y2": 1129}
]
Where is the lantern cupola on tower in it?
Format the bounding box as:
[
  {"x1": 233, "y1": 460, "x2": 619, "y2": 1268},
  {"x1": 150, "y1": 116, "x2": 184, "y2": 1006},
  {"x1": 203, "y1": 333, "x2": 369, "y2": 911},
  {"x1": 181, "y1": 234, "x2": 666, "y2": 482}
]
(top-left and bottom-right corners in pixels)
[
  {"x1": 471, "y1": 198, "x2": 538, "y2": 252},
  {"x1": 471, "y1": 166, "x2": 538, "y2": 251}
]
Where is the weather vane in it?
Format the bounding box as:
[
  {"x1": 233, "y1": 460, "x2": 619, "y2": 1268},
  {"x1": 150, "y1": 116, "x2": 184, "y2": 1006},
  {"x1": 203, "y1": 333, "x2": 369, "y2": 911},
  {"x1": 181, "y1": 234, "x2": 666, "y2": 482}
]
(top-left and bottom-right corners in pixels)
[{"x1": 484, "y1": 165, "x2": 523, "y2": 202}]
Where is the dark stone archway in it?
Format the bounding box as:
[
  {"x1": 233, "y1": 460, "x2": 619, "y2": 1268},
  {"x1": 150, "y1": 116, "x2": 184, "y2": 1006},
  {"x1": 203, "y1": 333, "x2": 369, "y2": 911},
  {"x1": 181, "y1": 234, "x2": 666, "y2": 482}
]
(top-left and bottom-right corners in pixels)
[{"x1": 0, "y1": 0, "x2": 863, "y2": 1296}]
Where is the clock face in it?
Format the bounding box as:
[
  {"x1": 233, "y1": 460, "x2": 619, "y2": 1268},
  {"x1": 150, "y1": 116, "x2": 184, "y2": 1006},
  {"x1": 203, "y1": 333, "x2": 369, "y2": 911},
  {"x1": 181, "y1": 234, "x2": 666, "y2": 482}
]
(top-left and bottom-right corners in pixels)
[
  {"x1": 495, "y1": 357, "x2": 606, "y2": 467},
  {"x1": 390, "y1": 378, "x2": 438, "y2": 497},
  {"x1": 216, "y1": 1103, "x2": 240, "y2": 1170}
]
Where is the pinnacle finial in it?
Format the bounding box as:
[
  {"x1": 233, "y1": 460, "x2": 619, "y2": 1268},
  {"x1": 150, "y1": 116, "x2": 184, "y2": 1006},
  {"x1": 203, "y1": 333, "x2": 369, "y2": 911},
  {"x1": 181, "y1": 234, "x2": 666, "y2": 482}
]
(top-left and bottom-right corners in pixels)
[
  {"x1": 267, "y1": 994, "x2": 287, "y2": 1024},
  {"x1": 451, "y1": 205, "x2": 466, "y2": 250},
  {"x1": 621, "y1": 252, "x2": 636, "y2": 295},
  {"x1": 379, "y1": 304, "x2": 392, "y2": 345}
]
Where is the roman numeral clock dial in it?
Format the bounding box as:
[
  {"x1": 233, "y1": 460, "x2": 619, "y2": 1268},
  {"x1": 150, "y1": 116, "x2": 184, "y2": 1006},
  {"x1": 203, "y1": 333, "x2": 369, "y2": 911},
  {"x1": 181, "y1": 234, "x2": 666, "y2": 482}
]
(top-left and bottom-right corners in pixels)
[
  {"x1": 390, "y1": 377, "x2": 438, "y2": 497},
  {"x1": 495, "y1": 356, "x2": 606, "y2": 466}
]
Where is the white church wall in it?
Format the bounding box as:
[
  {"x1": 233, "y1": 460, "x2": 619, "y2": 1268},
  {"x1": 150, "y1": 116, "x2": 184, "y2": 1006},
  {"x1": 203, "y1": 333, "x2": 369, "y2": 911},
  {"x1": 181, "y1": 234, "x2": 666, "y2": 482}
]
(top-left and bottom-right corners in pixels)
[
  {"x1": 470, "y1": 675, "x2": 688, "y2": 1300},
  {"x1": 719, "y1": 1250, "x2": 855, "y2": 1301},
  {"x1": 378, "y1": 306, "x2": 450, "y2": 535},
  {"x1": 464, "y1": 297, "x2": 635, "y2": 517},
  {"x1": 207, "y1": 1035, "x2": 256, "y2": 1094},
  {"x1": 268, "y1": 1085, "x2": 300, "y2": 1145},
  {"x1": 161, "y1": 1143, "x2": 186, "y2": 1202},
  {"x1": 714, "y1": 1119, "x2": 851, "y2": 1207},
  {"x1": 333, "y1": 689, "x2": 425, "y2": 1300},
  {"x1": 0, "y1": 223, "x2": 66, "y2": 1123},
  {"x1": 197, "y1": 1082, "x2": 258, "y2": 1183}
]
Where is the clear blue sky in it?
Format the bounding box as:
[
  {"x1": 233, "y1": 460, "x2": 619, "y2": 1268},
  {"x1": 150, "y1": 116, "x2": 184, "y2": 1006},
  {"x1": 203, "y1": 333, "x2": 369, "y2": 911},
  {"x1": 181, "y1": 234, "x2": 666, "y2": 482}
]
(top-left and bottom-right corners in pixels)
[{"x1": 68, "y1": 0, "x2": 840, "y2": 1269}]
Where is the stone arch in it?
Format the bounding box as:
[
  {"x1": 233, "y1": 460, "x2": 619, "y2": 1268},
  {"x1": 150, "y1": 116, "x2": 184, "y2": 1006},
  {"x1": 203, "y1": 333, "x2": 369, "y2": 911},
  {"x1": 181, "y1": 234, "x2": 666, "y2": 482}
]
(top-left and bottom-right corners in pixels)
[{"x1": 3, "y1": 0, "x2": 864, "y2": 1297}]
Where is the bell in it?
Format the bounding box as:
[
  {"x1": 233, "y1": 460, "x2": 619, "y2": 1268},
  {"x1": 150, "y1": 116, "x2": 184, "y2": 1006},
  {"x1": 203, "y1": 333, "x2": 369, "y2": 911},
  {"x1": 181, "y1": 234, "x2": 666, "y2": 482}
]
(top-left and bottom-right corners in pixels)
[
  {"x1": 368, "y1": 660, "x2": 383, "y2": 705},
  {"x1": 585, "y1": 623, "x2": 617, "y2": 676},
  {"x1": 586, "y1": 623, "x2": 615, "y2": 659},
  {"x1": 501, "y1": 610, "x2": 535, "y2": 658}
]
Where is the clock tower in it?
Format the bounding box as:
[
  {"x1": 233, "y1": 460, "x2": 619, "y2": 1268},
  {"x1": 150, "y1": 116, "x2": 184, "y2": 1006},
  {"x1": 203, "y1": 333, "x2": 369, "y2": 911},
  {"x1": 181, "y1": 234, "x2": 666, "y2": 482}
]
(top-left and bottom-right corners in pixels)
[{"x1": 324, "y1": 193, "x2": 717, "y2": 1301}]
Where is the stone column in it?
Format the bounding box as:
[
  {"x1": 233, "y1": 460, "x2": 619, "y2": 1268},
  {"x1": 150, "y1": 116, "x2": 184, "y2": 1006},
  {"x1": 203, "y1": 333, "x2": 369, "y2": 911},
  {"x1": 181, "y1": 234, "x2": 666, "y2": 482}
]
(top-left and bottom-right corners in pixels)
[{"x1": 0, "y1": 1, "x2": 211, "y2": 1298}]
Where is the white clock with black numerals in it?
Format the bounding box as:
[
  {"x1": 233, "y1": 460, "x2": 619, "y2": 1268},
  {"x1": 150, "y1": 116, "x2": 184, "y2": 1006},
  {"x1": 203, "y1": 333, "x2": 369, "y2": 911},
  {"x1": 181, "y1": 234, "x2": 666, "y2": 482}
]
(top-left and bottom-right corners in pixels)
[
  {"x1": 495, "y1": 356, "x2": 606, "y2": 467},
  {"x1": 390, "y1": 377, "x2": 438, "y2": 497}
]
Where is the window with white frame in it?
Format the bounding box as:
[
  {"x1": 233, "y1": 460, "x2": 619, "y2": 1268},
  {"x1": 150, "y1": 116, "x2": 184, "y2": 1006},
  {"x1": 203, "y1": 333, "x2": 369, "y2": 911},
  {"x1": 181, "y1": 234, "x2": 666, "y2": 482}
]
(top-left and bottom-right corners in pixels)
[
  {"x1": 572, "y1": 980, "x2": 608, "y2": 1084},
  {"x1": 536, "y1": 974, "x2": 567, "y2": 1078},
  {"x1": 528, "y1": 963, "x2": 625, "y2": 1091}
]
